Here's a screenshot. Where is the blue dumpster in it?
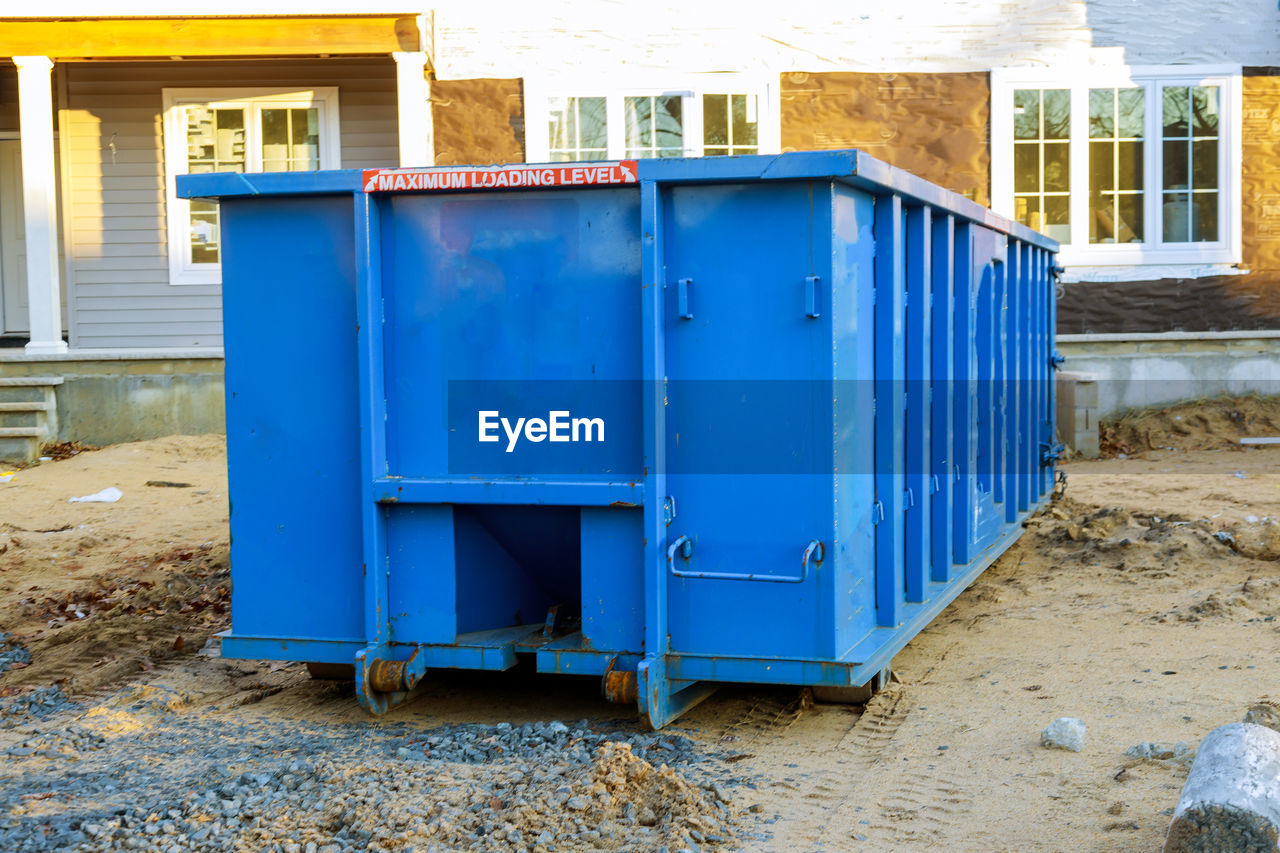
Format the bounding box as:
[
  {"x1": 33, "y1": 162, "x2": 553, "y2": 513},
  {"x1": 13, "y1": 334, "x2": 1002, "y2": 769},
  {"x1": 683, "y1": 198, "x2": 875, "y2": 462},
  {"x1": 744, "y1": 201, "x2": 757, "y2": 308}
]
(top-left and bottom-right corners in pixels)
[{"x1": 179, "y1": 151, "x2": 1060, "y2": 728}]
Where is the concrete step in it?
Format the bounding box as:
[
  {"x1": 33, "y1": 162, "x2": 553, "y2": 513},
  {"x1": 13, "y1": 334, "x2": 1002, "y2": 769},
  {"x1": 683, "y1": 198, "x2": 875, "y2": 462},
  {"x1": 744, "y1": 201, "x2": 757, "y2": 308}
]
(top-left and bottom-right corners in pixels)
[
  {"x1": 0, "y1": 376, "x2": 64, "y2": 386},
  {"x1": 0, "y1": 401, "x2": 53, "y2": 413},
  {"x1": 0, "y1": 377, "x2": 62, "y2": 405},
  {"x1": 0, "y1": 426, "x2": 45, "y2": 438}
]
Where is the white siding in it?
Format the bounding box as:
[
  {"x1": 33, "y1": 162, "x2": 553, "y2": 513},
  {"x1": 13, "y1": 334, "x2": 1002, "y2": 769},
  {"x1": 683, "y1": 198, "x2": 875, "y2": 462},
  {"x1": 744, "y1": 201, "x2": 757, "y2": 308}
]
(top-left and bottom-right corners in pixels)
[
  {"x1": 65, "y1": 58, "x2": 398, "y2": 349},
  {"x1": 435, "y1": 0, "x2": 1280, "y2": 79}
]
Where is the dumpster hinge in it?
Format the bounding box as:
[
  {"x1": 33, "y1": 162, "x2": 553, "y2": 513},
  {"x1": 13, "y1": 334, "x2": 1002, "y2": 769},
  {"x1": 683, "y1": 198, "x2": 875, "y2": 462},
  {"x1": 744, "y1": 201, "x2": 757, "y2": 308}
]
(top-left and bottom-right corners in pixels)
[
  {"x1": 1041, "y1": 441, "x2": 1065, "y2": 464},
  {"x1": 663, "y1": 496, "x2": 677, "y2": 526},
  {"x1": 872, "y1": 500, "x2": 885, "y2": 525},
  {"x1": 1050, "y1": 350, "x2": 1066, "y2": 370}
]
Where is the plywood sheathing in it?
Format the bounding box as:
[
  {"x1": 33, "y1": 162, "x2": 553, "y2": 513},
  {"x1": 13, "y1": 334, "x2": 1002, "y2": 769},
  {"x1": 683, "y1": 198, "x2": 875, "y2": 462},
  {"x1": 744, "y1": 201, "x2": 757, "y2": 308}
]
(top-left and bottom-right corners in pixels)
[
  {"x1": 431, "y1": 78, "x2": 525, "y2": 166},
  {"x1": 780, "y1": 71, "x2": 990, "y2": 206},
  {"x1": 1058, "y1": 69, "x2": 1280, "y2": 334}
]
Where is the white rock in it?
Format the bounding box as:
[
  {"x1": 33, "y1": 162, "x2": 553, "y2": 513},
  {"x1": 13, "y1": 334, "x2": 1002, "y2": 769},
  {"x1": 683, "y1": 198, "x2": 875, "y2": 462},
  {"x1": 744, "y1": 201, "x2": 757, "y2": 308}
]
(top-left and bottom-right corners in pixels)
[{"x1": 1041, "y1": 717, "x2": 1087, "y2": 752}]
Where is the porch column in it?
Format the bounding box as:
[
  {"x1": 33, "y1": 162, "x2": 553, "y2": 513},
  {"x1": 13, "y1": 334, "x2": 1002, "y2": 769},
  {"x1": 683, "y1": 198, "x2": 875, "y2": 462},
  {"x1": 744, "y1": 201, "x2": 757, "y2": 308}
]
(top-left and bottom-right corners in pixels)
[
  {"x1": 393, "y1": 51, "x2": 433, "y2": 167},
  {"x1": 13, "y1": 55, "x2": 66, "y2": 355}
]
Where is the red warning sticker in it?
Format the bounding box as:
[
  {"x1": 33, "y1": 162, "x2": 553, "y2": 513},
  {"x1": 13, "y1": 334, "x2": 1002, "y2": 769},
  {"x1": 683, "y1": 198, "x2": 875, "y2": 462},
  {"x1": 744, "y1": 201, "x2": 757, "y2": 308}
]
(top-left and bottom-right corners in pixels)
[{"x1": 362, "y1": 161, "x2": 639, "y2": 193}]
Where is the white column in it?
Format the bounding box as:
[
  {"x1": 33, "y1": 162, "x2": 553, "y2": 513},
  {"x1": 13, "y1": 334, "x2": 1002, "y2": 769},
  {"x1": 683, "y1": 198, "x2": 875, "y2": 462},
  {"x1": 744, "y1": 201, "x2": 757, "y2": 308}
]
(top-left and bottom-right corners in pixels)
[
  {"x1": 14, "y1": 56, "x2": 66, "y2": 355},
  {"x1": 392, "y1": 51, "x2": 433, "y2": 168}
]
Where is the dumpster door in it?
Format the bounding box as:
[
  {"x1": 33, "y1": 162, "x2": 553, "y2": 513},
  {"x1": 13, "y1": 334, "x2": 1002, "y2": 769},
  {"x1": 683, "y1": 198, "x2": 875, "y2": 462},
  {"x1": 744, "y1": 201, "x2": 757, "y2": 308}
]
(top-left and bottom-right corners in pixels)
[{"x1": 660, "y1": 181, "x2": 833, "y2": 660}]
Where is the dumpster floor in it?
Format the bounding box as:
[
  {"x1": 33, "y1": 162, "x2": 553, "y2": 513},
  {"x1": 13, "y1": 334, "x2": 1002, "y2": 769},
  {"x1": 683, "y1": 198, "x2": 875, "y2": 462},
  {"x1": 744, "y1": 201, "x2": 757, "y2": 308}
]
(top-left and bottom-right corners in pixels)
[{"x1": 2, "y1": 432, "x2": 1279, "y2": 851}]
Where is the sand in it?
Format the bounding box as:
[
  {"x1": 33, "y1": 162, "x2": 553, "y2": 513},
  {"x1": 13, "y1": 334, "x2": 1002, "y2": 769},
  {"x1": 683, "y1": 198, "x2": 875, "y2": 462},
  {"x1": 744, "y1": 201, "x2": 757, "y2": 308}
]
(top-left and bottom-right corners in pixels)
[{"x1": 0, "y1": 419, "x2": 1277, "y2": 850}]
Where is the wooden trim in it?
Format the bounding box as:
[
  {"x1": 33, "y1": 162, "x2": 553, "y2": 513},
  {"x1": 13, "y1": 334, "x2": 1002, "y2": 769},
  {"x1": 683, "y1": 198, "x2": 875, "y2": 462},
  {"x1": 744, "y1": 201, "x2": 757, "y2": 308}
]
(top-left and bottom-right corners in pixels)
[{"x1": 0, "y1": 16, "x2": 419, "y2": 59}]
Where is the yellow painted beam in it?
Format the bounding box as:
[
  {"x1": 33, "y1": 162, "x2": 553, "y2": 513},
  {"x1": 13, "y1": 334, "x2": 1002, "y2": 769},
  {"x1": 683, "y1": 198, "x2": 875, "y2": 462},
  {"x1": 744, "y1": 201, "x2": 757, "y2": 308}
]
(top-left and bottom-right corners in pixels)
[{"x1": 0, "y1": 16, "x2": 420, "y2": 59}]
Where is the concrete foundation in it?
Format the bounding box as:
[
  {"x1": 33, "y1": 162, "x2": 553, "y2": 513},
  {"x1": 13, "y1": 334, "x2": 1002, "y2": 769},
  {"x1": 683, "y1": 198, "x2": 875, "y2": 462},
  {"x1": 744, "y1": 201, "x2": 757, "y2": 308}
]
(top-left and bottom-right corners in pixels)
[
  {"x1": 0, "y1": 350, "x2": 224, "y2": 446},
  {"x1": 1057, "y1": 333, "x2": 1280, "y2": 418}
]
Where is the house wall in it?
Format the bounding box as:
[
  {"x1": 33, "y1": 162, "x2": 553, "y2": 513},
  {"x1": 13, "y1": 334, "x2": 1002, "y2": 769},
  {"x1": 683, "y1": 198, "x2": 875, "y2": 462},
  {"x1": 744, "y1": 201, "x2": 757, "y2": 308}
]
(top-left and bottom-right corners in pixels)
[
  {"x1": 433, "y1": 1, "x2": 1280, "y2": 79},
  {"x1": 432, "y1": 78, "x2": 525, "y2": 165},
  {"x1": 780, "y1": 71, "x2": 990, "y2": 205},
  {"x1": 63, "y1": 58, "x2": 399, "y2": 349}
]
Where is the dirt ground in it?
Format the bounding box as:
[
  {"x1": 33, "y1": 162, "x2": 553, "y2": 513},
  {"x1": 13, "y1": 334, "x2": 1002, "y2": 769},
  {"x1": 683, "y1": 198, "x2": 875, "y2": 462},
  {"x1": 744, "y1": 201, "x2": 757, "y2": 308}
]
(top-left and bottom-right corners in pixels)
[{"x1": 1, "y1": 414, "x2": 1279, "y2": 851}]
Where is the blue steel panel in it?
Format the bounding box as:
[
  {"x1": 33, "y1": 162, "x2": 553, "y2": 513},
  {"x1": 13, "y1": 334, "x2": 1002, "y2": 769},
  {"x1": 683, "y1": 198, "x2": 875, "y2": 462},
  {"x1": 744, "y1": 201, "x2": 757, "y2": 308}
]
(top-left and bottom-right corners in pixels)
[
  {"x1": 380, "y1": 190, "x2": 643, "y2": 479},
  {"x1": 355, "y1": 193, "x2": 391, "y2": 655},
  {"x1": 873, "y1": 194, "x2": 906, "y2": 628},
  {"x1": 637, "y1": 179, "x2": 672, "y2": 722},
  {"x1": 951, "y1": 224, "x2": 975, "y2": 564},
  {"x1": 385, "y1": 505, "x2": 456, "y2": 644},
  {"x1": 929, "y1": 215, "x2": 955, "y2": 584},
  {"x1": 218, "y1": 195, "x2": 363, "y2": 643},
  {"x1": 903, "y1": 206, "x2": 932, "y2": 604},
  {"x1": 830, "y1": 183, "x2": 878, "y2": 659},
  {"x1": 580, "y1": 507, "x2": 645, "y2": 653},
  {"x1": 662, "y1": 181, "x2": 834, "y2": 660}
]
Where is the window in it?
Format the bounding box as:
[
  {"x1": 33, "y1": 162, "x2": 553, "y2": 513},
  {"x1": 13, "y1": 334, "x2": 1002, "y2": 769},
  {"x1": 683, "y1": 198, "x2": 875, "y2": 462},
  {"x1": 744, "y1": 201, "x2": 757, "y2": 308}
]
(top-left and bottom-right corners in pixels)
[
  {"x1": 992, "y1": 68, "x2": 1241, "y2": 273},
  {"x1": 524, "y1": 76, "x2": 779, "y2": 163},
  {"x1": 162, "y1": 88, "x2": 341, "y2": 285}
]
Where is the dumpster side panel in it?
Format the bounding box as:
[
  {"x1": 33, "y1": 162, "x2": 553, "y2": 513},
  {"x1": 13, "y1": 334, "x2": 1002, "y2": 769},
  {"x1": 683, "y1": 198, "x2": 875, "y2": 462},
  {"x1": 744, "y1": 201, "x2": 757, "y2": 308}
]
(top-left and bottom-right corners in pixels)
[
  {"x1": 830, "y1": 183, "x2": 879, "y2": 656},
  {"x1": 220, "y1": 195, "x2": 364, "y2": 645},
  {"x1": 662, "y1": 181, "x2": 836, "y2": 660},
  {"x1": 382, "y1": 191, "x2": 643, "y2": 478}
]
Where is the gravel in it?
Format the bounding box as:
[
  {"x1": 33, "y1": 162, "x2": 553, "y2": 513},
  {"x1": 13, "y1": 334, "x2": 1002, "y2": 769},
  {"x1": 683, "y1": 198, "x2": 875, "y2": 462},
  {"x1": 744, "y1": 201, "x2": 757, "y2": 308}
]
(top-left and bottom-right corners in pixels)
[{"x1": 0, "y1": 708, "x2": 748, "y2": 852}]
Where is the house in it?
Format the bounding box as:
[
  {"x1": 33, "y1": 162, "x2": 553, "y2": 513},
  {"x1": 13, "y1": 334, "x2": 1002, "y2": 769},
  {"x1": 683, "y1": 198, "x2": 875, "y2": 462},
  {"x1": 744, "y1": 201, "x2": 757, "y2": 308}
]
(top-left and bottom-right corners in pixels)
[{"x1": 1, "y1": 3, "x2": 1277, "y2": 458}]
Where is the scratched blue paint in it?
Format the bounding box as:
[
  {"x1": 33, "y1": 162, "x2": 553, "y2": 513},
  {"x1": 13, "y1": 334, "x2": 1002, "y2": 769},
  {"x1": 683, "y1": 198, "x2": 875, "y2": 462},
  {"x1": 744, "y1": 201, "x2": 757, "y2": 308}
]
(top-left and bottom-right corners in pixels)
[{"x1": 179, "y1": 151, "x2": 1059, "y2": 729}]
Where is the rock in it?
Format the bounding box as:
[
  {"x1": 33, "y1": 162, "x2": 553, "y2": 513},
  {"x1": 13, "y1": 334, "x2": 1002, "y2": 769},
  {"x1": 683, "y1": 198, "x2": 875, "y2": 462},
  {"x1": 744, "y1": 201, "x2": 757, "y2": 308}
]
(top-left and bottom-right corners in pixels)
[
  {"x1": 566, "y1": 796, "x2": 590, "y2": 811},
  {"x1": 1165, "y1": 723, "x2": 1280, "y2": 852},
  {"x1": 1243, "y1": 703, "x2": 1280, "y2": 733},
  {"x1": 1041, "y1": 717, "x2": 1087, "y2": 752}
]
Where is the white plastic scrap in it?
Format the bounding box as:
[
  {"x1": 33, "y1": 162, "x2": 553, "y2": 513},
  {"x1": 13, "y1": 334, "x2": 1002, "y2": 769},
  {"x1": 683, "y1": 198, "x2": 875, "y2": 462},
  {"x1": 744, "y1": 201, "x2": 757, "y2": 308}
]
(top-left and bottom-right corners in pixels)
[{"x1": 68, "y1": 487, "x2": 123, "y2": 504}]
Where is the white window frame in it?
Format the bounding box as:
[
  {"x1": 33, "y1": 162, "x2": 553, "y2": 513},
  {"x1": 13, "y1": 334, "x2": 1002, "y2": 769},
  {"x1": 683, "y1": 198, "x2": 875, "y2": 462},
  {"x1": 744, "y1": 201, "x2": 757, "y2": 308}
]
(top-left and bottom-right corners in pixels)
[
  {"x1": 522, "y1": 74, "x2": 781, "y2": 163},
  {"x1": 991, "y1": 66, "x2": 1242, "y2": 273},
  {"x1": 162, "y1": 87, "x2": 341, "y2": 286}
]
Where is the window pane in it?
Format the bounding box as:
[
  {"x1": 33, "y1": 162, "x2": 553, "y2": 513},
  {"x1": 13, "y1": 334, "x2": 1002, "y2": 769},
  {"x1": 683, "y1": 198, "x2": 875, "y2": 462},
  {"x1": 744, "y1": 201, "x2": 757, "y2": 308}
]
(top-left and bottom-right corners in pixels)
[
  {"x1": 1089, "y1": 140, "x2": 1114, "y2": 191},
  {"x1": 1091, "y1": 197, "x2": 1115, "y2": 243},
  {"x1": 1043, "y1": 89, "x2": 1070, "y2": 139},
  {"x1": 1013, "y1": 90, "x2": 1040, "y2": 139},
  {"x1": 548, "y1": 96, "x2": 607, "y2": 161},
  {"x1": 1016, "y1": 195, "x2": 1041, "y2": 230},
  {"x1": 1192, "y1": 139, "x2": 1217, "y2": 189},
  {"x1": 1043, "y1": 142, "x2": 1069, "y2": 191},
  {"x1": 1117, "y1": 140, "x2": 1143, "y2": 191},
  {"x1": 1118, "y1": 88, "x2": 1145, "y2": 138},
  {"x1": 1163, "y1": 139, "x2": 1189, "y2": 189},
  {"x1": 1193, "y1": 192, "x2": 1219, "y2": 241},
  {"x1": 1088, "y1": 89, "x2": 1113, "y2": 138},
  {"x1": 1163, "y1": 86, "x2": 1189, "y2": 137},
  {"x1": 1163, "y1": 192, "x2": 1191, "y2": 242},
  {"x1": 1044, "y1": 196, "x2": 1070, "y2": 242},
  {"x1": 731, "y1": 94, "x2": 759, "y2": 147},
  {"x1": 703, "y1": 94, "x2": 728, "y2": 147},
  {"x1": 1117, "y1": 193, "x2": 1144, "y2": 243},
  {"x1": 189, "y1": 199, "x2": 220, "y2": 264},
  {"x1": 1014, "y1": 144, "x2": 1039, "y2": 193},
  {"x1": 1192, "y1": 86, "x2": 1219, "y2": 135}
]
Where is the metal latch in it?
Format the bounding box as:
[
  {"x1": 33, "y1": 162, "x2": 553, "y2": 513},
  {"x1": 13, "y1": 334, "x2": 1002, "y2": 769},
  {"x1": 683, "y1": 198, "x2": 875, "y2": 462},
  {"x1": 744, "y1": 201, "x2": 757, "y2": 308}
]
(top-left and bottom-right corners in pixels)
[
  {"x1": 676, "y1": 278, "x2": 693, "y2": 320},
  {"x1": 805, "y1": 275, "x2": 821, "y2": 319},
  {"x1": 663, "y1": 496, "x2": 677, "y2": 526}
]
